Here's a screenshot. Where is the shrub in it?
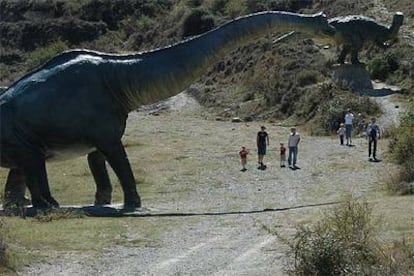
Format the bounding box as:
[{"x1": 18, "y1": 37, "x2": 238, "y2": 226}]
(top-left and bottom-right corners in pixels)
[
  {"x1": 289, "y1": 196, "x2": 380, "y2": 275},
  {"x1": 387, "y1": 103, "x2": 414, "y2": 194},
  {"x1": 277, "y1": 195, "x2": 414, "y2": 275},
  {"x1": 182, "y1": 9, "x2": 215, "y2": 38},
  {"x1": 368, "y1": 53, "x2": 399, "y2": 81},
  {"x1": 296, "y1": 70, "x2": 319, "y2": 87},
  {"x1": 205, "y1": 0, "x2": 227, "y2": 16},
  {"x1": 224, "y1": 0, "x2": 247, "y2": 18}
]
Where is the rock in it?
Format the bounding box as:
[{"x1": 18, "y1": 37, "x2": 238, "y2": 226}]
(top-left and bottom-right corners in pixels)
[
  {"x1": 332, "y1": 64, "x2": 373, "y2": 91},
  {"x1": 231, "y1": 117, "x2": 243, "y2": 123}
]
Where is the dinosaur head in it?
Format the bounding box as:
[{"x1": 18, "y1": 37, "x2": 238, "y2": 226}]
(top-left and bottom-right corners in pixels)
[
  {"x1": 391, "y1": 12, "x2": 404, "y2": 31},
  {"x1": 386, "y1": 12, "x2": 404, "y2": 45}
]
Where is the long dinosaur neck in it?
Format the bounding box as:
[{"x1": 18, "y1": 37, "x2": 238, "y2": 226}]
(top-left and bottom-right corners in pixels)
[{"x1": 109, "y1": 11, "x2": 328, "y2": 113}]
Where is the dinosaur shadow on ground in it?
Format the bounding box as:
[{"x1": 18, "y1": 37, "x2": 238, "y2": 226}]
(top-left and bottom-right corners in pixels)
[
  {"x1": 0, "y1": 201, "x2": 340, "y2": 218},
  {"x1": 359, "y1": 87, "x2": 401, "y2": 97}
]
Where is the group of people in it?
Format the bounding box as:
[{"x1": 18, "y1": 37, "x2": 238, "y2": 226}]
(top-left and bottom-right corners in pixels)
[
  {"x1": 239, "y1": 125, "x2": 301, "y2": 172},
  {"x1": 336, "y1": 108, "x2": 381, "y2": 161},
  {"x1": 239, "y1": 108, "x2": 382, "y2": 172}
]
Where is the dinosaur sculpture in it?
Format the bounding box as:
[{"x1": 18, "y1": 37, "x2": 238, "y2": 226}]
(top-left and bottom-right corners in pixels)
[
  {"x1": 327, "y1": 12, "x2": 404, "y2": 64},
  {"x1": 0, "y1": 11, "x2": 335, "y2": 209}
]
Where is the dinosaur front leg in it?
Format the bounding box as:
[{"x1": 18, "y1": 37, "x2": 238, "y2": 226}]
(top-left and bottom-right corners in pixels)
[
  {"x1": 87, "y1": 151, "x2": 113, "y2": 205},
  {"x1": 337, "y1": 44, "x2": 351, "y2": 64},
  {"x1": 3, "y1": 168, "x2": 31, "y2": 208},
  {"x1": 350, "y1": 38, "x2": 363, "y2": 64},
  {"x1": 18, "y1": 153, "x2": 59, "y2": 209},
  {"x1": 96, "y1": 141, "x2": 141, "y2": 209}
]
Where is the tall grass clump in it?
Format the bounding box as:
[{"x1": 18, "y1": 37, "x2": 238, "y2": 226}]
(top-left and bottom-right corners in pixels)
[
  {"x1": 387, "y1": 103, "x2": 414, "y2": 194},
  {"x1": 278, "y1": 195, "x2": 414, "y2": 275}
]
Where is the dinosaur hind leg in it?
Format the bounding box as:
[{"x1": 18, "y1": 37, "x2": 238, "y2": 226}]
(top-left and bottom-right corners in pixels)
[
  {"x1": 87, "y1": 151, "x2": 113, "y2": 206},
  {"x1": 3, "y1": 168, "x2": 31, "y2": 208},
  {"x1": 97, "y1": 141, "x2": 141, "y2": 209},
  {"x1": 17, "y1": 152, "x2": 59, "y2": 209}
]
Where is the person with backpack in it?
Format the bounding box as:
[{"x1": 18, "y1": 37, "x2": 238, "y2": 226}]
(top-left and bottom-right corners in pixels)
[{"x1": 366, "y1": 117, "x2": 381, "y2": 161}]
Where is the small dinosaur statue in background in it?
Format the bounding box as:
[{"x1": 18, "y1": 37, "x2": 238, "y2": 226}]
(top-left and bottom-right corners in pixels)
[
  {"x1": 0, "y1": 11, "x2": 335, "y2": 209},
  {"x1": 327, "y1": 12, "x2": 404, "y2": 64}
]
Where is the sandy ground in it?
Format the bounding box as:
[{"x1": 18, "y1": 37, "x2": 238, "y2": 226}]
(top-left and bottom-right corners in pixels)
[{"x1": 17, "y1": 92, "x2": 413, "y2": 276}]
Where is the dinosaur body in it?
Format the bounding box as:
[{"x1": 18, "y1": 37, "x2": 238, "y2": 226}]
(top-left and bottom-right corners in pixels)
[
  {"x1": 0, "y1": 11, "x2": 334, "y2": 209},
  {"x1": 328, "y1": 12, "x2": 404, "y2": 64}
]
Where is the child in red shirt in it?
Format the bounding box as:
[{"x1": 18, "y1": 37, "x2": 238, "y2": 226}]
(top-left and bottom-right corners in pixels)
[
  {"x1": 279, "y1": 143, "x2": 286, "y2": 167},
  {"x1": 239, "y1": 146, "x2": 249, "y2": 171}
]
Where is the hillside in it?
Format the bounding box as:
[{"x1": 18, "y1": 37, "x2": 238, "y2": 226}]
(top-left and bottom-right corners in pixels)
[{"x1": 1, "y1": 0, "x2": 413, "y2": 131}]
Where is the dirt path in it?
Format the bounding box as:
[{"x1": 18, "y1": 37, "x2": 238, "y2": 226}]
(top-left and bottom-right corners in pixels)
[{"x1": 19, "y1": 93, "x2": 407, "y2": 275}]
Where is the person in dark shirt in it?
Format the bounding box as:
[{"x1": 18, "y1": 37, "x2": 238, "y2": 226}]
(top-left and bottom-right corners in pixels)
[
  {"x1": 257, "y1": 126, "x2": 269, "y2": 170},
  {"x1": 366, "y1": 117, "x2": 381, "y2": 161}
]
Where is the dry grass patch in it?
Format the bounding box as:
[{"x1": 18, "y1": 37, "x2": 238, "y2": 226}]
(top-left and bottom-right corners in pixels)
[{"x1": 0, "y1": 219, "x2": 8, "y2": 269}]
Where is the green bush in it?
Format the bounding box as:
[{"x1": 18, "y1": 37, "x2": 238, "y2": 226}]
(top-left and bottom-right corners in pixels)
[
  {"x1": 296, "y1": 70, "x2": 319, "y2": 87},
  {"x1": 224, "y1": 0, "x2": 247, "y2": 18},
  {"x1": 290, "y1": 196, "x2": 378, "y2": 275},
  {"x1": 182, "y1": 9, "x2": 215, "y2": 38},
  {"x1": 279, "y1": 195, "x2": 414, "y2": 275},
  {"x1": 387, "y1": 104, "x2": 414, "y2": 194},
  {"x1": 368, "y1": 53, "x2": 399, "y2": 81},
  {"x1": 205, "y1": 0, "x2": 227, "y2": 16}
]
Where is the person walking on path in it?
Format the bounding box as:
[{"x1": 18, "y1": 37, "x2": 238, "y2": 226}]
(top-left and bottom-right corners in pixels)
[
  {"x1": 366, "y1": 117, "x2": 381, "y2": 161},
  {"x1": 337, "y1": 123, "x2": 345, "y2": 145},
  {"x1": 239, "y1": 146, "x2": 249, "y2": 171},
  {"x1": 288, "y1": 127, "x2": 301, "y2": 169},
  {"x1": 344, "y1": 108, "x2": 354, "y2": 146},
  {"x1": 279, "y1": 143, "x2": 286, "y2": 167},
  {"x1": 257, "y1": 126, "x2": 269, "y2": 170}
]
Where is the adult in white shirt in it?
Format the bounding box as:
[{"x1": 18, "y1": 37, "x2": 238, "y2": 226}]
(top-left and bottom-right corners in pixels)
[
  {"x1": 288, "y1": 127, "x2": 301, "y2": 168},
  {"x1": 344, "y1": 108, "x2": 354, "y2": 146}
]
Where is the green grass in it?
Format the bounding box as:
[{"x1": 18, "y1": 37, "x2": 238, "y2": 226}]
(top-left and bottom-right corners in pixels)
[{"x1": 0, "y1": 212, "x2": 185, "y2": 271}]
